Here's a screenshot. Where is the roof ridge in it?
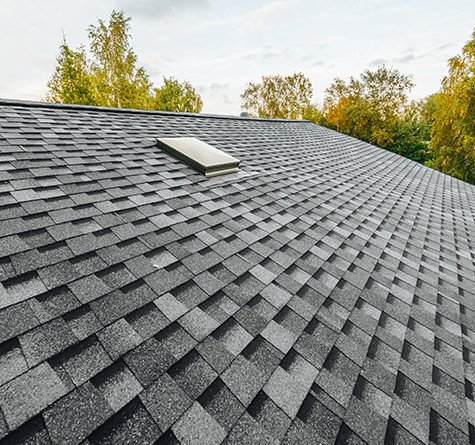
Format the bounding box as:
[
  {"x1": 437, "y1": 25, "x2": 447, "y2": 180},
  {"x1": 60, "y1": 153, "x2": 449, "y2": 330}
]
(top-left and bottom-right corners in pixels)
[{"x1": 0, "y1": 98, "x2": 310, "y2": 123}]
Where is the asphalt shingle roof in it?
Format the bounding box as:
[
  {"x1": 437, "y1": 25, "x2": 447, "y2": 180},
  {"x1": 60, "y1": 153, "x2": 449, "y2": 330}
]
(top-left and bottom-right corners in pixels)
[{"x1": 0, "y1": 99, "x2": 474, "y2": 444}]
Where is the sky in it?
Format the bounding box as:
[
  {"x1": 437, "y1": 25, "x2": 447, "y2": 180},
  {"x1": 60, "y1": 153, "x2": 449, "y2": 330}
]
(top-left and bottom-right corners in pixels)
[{"x1": 0, "y1": 0, "x2": 474, "y2": 115}]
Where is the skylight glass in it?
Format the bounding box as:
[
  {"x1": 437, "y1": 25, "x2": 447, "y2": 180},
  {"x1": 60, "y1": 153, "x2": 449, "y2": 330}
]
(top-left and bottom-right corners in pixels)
[{"x1": 157, "y1": 137, "x2": 240, "y2": 178}]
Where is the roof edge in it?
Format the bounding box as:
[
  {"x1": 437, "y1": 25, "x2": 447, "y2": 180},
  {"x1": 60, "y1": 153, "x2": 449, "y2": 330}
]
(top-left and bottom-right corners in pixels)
[{"x1": 0, "y1": 98, "x2": 310, "y2": 123}]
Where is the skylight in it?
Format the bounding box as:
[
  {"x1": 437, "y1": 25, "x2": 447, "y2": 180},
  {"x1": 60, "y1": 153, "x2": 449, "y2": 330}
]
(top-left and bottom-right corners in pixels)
[{"x1": 157, "y1": 137, "x2": 240, "y2": 178}]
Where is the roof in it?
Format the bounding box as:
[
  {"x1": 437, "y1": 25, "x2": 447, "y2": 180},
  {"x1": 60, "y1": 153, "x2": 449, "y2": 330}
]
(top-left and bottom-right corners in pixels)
[{"x1": 0, "y1": 99, "x2": 474, "y2": 445}]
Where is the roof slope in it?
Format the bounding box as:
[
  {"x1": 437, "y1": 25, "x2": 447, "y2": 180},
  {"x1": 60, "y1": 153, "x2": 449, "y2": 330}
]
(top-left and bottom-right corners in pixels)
[{"x1": 0, "y1": 100, "x2": 474, "y2": 445}]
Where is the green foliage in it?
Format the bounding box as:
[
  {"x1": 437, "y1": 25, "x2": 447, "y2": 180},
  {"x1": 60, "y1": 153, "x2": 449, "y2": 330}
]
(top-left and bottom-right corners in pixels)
[
  {"x1": 418, "y1": 94, "x2": 438, "y2": 140},
  {"x1": 46, "y1": 39, "x2": 95, "y2": 105},
  {"x1": 388, "y1": 96, "x2": 436, "y2": 164},
  {"x1": 241, "y1": 73, "x2": 313, "y2": 119},
  {"x1": 46, "y1": 10, "x2": 202, "y2": 113},
  {"x1": 320, "y1": 66, "x2": 443, "y2": 165},
  {"x1": 427, "y1": 29, "x2": 475, "y2": 184},
  {"x1": 324, "y1": 66, "x2": 414, "y2": 149},
  {"x1": 391, "y1": 119, "x2": 431, "y2": 164},
  {"x1": 154, "y1": 77, "x2": 203, "y2": 113},
  {"x1": 87, "y1": 10, "x2": 153, "y2": 109},
  {"x1": 302, "y1": 104, "x2": 326, "y2": 125}
]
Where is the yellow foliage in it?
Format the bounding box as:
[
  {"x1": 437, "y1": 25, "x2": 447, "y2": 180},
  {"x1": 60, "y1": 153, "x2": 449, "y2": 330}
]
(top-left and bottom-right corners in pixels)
[{"x1": 428, "y1": 28, "x2": 475, "y2": 184}]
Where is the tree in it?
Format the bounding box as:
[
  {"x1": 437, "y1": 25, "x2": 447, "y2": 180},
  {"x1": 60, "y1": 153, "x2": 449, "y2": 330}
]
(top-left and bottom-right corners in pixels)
[
  {"x1": 388, "y1": 96, "x2": 437, "y2": 164},
  {"x1": 324, "y1": 66, "x2": 414, "y2": 149},
  {"x1": 418, "y1": 93, "x2": 438, "y2": 140},
  {"x1": 154, "y1": 77, "x2": 203, "y2": 113},
  {"x1": 302, "y1": 104, "x2": 326, "y2": 125},
  {"x1": 427, "y1": 29, "x2": 475, "y2": 184},
  {"x1": 46, "y1": 39, "x2": 95, "y2": 105},
  {"x1": 87, "y1": 10, "x2": 153, "y2": 109},
  {"x1": 241, "y1": 73, "x2": 313, "y2": 119},
  {"x1": 46, "y1": 10, "x2": 203, "y2": 113}
]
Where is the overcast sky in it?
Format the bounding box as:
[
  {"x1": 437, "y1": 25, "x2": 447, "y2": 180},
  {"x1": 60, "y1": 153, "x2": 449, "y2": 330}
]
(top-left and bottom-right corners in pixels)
[{"x1": 0, "y1": 0, "x2": 474, "y2": 115}]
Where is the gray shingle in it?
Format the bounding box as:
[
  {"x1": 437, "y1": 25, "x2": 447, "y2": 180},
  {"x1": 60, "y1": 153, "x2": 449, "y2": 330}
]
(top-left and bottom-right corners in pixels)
[
  {"x1": 29, "y1": 286, "x2": 80, "y2": 323},
  {"x1": 154, "y1": 292, "x2": 189, "y2": 321},
  {"x1": 155, "y1": 321, "x2": 197, "y2": 360},
  {"x1": 0, "y1": 339, "x2": 28, "y2": 386},
  {"x1": 172, "y1": 402, "x2": 227, "y2": 445},
  {"x1": 198, "y1": 377, "x2": 245, "y2": 431},
  {"x1": 0, "y1": 100, "x2": 474, "y2": 445},
  {"x1": 96, "y1": 318, "x2": 142, "y2": 360},
  {"x1": 196, "y1": 335, "x2": 235, "y2": 374},
  {"x1": 63, "y1": 304, "x2": 103, "y2": 340},
  {"x1": 225, "y1": 412, "x2": 279, "y2": 445},
  {"x1": 38, "y1": 261, "x2": 82, "y2": 289},
  {"x1": 295, "y1": 393, "x2": 342, "y2": 444},
  {"x1": 247, "y1": 392, "x2": 292, "y2": 441},
  {"x1": 51, "y1": 336, "x2": 112, "y2": 386},
  {"x1": 264, "y1": 364, "x2": 317, "y2": 419},
  {"x1": 221, "y1": 355, "x2": 267, "y2": 406},
  {"x1": 68, "y1": 275, "x2": 111, "y2": 304},
  {"x1": 0, "y1": 235, "x2": 28, "y2": 257},
  {"x1": 0, "y1": 362, "x2": 68, "y2": 430},
  {"x1": 123, "y1": 337, "x2": 174, "y2": 386},
  {"x1": 125, "y1": 302, "x2": 169, "y2": 338},
  {"x1": 214, "y1": 318, "x2": 253, "y2": 356},
  {"x1": 0, "y1": 415, "x2": 51, "y2": 444},
  {"x1": 168, "y1": 349, "x2": 217, "y2": 399},
  {"x1": 19, "y1": 317, "x2": 78, "y2": 366},
  {"x1": 87, "y1": 398, "x2": 161, "y2": 445},
  {"x1": 89, "y1": 279, "x2": 158, "y2": 325},
  {"x1": 179, "y1": 307, "x2": 220, "y2": 341},
  {"x1": 43, "y1": 382, "x2": 113, "y2": 445},
  {"x1": 1, "y1": 272, "x2": 47, "y2": 309},
  {"x1": 92, "y1": 361, "x2": 143, "y2": 411},
  {"x1": 261, "y1": 284, "x2": 293, "y2": 310},
  {"x1": 140, "y1": 372, "x2": 192, "y2": 431},
  {"x1": 0, "y1": 301, "x2": 39, "y2": 344},
  {"x1": 260, "y1": 321, "x2": 297, "y2": 354}
]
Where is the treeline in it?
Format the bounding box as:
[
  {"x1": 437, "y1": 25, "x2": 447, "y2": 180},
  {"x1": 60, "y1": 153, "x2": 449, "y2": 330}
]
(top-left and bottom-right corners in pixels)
[{"x1": 46, "y1": 11, "x2": 475, "y2": 184}]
